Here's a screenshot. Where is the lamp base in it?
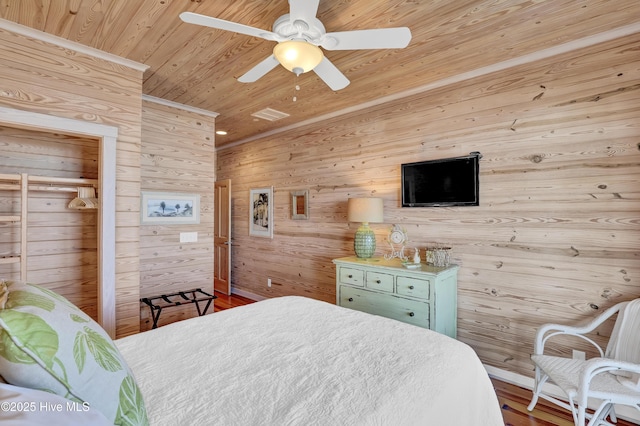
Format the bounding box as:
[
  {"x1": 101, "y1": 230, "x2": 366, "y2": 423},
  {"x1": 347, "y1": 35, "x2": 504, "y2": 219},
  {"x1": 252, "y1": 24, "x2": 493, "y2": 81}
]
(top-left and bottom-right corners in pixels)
[{"x1": 354, "y1": 223, "x2": 376, "y2": 258}]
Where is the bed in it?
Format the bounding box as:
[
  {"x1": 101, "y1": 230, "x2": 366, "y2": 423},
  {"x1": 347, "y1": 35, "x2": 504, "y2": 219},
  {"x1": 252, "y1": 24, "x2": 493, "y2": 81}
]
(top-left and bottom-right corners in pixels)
[
  {"x1": 116, "y1": 296, "x2": 503, "y2": 425},
  {"x1": 0, "y1": 280, "x2": 503, "y2": 425}
]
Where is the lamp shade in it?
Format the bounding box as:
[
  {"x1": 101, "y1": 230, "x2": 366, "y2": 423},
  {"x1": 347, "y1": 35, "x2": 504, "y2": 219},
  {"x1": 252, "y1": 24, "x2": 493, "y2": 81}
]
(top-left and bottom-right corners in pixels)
[
  {"x1": 348, "y1": 198, "x2": 384, "y2": 258},
  {"x1": 347, "y1": 198, "x2": 384, "y2": 224},
  {"x1": 273, "y1": 40, "x2": 323, "y2": 75}
]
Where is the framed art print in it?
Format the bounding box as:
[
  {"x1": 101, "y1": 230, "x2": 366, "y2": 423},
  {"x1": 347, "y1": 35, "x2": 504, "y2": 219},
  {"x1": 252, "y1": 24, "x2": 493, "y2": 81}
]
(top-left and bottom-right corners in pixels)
[
  {"x1": 141, "y1": 192, "x2": 200, "y2": 225},
  {"x1": 249, "y1": 187, "x2": 273, "y2": 238}
]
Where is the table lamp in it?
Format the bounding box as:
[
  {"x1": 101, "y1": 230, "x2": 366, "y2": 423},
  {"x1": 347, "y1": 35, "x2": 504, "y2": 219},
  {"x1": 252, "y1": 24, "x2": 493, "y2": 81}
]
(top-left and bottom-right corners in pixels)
[{"x1": 347, "y1": 198, "x2": 384, "y2": 258}]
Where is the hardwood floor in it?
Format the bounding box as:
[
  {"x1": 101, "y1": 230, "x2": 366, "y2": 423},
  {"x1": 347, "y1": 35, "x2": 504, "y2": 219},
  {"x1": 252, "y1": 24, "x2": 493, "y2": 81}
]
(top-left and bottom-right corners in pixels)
[
  {"x1": 213, "y1": 290, "x2": 257, "y2": 312},
  {"x1": 494, "y1": 378, "x2": 636, "y2": 426},
  {"x1": 494, "y1": 377, "x2": 573, "y2": 426},
  {"x1": 213, "y1": 291, "x2": 638, "y2": 426}
]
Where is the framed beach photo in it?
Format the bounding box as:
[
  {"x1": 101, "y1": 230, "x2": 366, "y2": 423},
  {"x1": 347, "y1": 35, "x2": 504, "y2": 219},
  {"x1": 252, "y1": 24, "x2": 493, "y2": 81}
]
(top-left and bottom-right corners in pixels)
[
  {"x1": 141, "y1": 192, "x2": 200, "y2": 225},
  {"x1": 249, "y1": 187, "x2": 273, "y2": 238}
]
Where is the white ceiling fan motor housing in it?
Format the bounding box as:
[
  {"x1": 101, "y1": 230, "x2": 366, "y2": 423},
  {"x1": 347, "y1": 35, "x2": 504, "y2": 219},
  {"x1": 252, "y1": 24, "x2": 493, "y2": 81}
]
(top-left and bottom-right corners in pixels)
[{"x1": 273, "y1": 14, "x2": 326, "y2": 44}]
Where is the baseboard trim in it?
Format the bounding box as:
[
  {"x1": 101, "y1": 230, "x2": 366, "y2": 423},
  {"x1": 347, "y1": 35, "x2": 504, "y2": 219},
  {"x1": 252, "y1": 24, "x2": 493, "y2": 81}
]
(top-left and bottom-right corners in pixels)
[
  {"x1": 485, "y1": 365, "x2": 640, "y2": 423},
  {"x1": 231, "y1": 288, "x2": 267, "y2": 302}
]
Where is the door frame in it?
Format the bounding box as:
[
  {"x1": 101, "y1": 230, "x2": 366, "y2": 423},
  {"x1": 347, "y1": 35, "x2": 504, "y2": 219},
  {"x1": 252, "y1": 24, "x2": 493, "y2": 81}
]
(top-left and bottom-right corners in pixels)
[{"x1": 214, "y1": 179, "x2": 231, "y2": 294}]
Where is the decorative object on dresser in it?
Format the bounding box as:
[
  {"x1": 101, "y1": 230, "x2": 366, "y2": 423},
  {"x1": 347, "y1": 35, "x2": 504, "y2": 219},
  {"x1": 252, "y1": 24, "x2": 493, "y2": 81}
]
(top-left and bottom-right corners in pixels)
[
  {"x1": 333, "y1": 257, "x2": 459, "y2": 338},
  {"x1": 347, "y1": 197, "x2": 384, "y2": 258},
  {"x1": 384, "y1": 224, "x2": 409, "y2": 261},
  {"x1": 425, "y1": 245, "x2": 452, "y2": 267},
  {"x1": 412, "y1": 248, "x2": 421, "y2": 264}
]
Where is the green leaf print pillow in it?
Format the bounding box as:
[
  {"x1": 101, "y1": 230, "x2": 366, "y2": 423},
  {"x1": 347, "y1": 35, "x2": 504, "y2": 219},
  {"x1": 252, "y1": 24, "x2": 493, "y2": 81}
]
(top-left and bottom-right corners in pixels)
[{"x1": 0, "y1": 280, "x2": 148, "y2": 426}]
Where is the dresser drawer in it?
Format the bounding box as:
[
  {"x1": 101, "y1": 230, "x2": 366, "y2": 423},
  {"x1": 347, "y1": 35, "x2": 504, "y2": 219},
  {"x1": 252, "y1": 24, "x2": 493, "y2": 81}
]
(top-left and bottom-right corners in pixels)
[
  {"x1": 339, "y1": 267, "x2": 364, "y2": 286},
  {"x1": 339, "y1": 285, "x2": 430, "y2": 328},
  {"x1": 396, "y1": 276, "x2": 430, "y2": 300},
  {"x1": 365, "y1": 271, "x2": 394, "y2": 293}
]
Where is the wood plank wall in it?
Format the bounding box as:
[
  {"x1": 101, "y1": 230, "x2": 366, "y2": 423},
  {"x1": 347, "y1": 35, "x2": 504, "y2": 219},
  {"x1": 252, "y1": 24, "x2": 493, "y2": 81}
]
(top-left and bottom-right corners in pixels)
[
  {"x1": 216, "y1": 33, "x2": 640, "y2": 377},
  {"x1": 0, "y1": 27, "x2": 144, "y2": 338},
  {"x1": 139, "y1": 101, "x2": 216, "y2": 331}
]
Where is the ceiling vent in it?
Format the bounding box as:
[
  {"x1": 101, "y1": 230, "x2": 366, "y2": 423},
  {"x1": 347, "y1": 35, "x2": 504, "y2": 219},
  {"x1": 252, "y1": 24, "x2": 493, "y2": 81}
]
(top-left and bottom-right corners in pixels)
[{"x1": 251, "y1": 108, "x2": 290, "y2": 122}]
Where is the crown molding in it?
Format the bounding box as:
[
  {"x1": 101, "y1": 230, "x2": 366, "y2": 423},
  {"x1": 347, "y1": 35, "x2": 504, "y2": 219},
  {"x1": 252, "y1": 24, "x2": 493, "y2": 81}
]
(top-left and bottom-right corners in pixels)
[
  {"x1": 142, "y1": 95, "x2": 219, "y2": 118},
  {"x1": 0, "y1": 18, "x2": 148, "y2": 72}
]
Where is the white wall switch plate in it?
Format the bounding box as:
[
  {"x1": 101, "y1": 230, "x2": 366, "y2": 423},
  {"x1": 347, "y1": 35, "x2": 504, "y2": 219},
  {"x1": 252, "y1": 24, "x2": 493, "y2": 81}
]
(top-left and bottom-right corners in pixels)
[{"x1": 180, "y1": 232, "x2": 198, "y2": 243}]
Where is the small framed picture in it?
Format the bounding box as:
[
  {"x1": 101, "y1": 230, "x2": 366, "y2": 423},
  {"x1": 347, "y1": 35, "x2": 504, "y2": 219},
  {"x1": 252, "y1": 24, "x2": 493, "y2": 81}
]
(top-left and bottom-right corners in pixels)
[
  {"x1": 141, "y1": 192, "x2": 200, "y2": 225},
  {"x1": 249, "y1": 187, "x2": 273, "y2": 238},
  {"x1": 291, "y1": 189, "x2": 309, "y2": 220}
]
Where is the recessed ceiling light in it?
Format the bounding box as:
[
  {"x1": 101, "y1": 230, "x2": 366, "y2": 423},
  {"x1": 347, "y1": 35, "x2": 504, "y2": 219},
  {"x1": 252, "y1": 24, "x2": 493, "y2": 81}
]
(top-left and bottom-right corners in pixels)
[{"x1": 216, "y1": 130, "x2": 227, "y2": 135}]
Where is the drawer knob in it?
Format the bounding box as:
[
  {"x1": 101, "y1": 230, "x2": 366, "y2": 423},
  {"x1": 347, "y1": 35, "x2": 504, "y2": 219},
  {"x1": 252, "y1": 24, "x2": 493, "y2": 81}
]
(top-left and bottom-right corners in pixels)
[
  {"x1": 348, "y1": 297, "x2": 354, "y2": 302},
  {"x1": 409, "y1": 285, "x2": 414, "y2": 290},
  {"x1": 376, "y1": 279, "x2": 381, "y2": 284},
  {"x1": 409, "y1": 312, "x2": 415, "y2": 317},
  {"x1": 348, "y1": 274, "x2": 353, "y2": 278}
]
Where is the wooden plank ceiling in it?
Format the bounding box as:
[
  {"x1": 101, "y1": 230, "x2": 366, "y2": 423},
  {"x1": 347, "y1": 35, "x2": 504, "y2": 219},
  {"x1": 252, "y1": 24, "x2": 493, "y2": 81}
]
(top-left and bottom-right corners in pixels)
[{"x1": 1, "y1": 1, "x2": 638, "y2": 147}]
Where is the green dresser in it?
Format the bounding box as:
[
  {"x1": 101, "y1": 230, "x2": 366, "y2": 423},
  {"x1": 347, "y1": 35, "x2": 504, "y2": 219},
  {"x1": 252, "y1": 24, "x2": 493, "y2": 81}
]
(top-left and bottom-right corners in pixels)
[{"x1": 333, "y1": 257, "x2": 459, "y2": 338}]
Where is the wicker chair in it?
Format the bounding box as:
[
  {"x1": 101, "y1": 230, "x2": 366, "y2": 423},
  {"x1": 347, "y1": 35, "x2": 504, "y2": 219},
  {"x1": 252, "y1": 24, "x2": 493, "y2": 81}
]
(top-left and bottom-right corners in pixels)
[{"x1": 527, "y1": 299, "x2": 640, "y2": 426}]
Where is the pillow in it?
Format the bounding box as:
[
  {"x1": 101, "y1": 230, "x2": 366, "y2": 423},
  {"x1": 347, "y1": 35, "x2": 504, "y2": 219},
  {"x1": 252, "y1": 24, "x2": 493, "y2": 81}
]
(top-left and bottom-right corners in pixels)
[
  {"x1": 0, "y1": 280, "x2": 148, "y2": 425},
  {"x1": 0, "y1": 382, "x2": 112, "y2": 425}
]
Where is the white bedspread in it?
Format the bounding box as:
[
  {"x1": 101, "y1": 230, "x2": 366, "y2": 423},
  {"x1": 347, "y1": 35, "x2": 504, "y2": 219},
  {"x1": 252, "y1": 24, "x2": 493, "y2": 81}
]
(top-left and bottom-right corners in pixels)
[{"x1": 116, "y1": 296, "x2": 503, "y2": 425}]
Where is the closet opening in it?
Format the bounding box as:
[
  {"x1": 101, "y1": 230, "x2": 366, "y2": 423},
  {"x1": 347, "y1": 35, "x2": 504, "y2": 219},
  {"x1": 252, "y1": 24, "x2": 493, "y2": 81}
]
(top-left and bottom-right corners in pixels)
[{"x1": 0, "y1": 106, "x2": 117, "y2": 337}]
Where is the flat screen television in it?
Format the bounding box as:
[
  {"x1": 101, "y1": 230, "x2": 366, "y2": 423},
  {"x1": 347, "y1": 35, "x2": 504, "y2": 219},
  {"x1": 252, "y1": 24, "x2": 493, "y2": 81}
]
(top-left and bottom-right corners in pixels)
[{"x1": 401, "y1": 153, "x2": 480, "y2": 207}]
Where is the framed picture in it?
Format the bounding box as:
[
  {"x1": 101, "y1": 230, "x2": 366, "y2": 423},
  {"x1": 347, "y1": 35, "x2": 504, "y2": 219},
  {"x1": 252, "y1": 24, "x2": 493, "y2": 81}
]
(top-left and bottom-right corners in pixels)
[
  {"x1": 291, "y1": 189, "x2": 309, "y2": 220},
  {"x1": 141, "y1": 192, "x2": 200, "y2": 225},
  {"x1": 249, "y1": 187, "x2": 273, "y2": 238}
]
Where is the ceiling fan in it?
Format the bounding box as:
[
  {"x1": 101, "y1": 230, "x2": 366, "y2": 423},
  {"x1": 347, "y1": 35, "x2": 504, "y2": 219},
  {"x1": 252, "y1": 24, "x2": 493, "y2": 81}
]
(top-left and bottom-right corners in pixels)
[{"x1": 179, "y1": 0, "x2": 411, "y2": 91}]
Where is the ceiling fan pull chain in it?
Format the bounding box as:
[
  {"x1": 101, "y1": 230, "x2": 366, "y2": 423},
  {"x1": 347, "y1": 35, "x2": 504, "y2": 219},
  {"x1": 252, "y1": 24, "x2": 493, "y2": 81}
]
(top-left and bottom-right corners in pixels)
[{"x1": 292, "y1": 75, "x2": 301, "y2": 102}]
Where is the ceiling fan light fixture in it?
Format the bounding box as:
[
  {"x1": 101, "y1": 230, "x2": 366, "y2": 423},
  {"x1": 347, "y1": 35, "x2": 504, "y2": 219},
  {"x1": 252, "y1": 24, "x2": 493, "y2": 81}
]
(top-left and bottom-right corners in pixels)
[{"x1": 273, "y1": 40, "x2": 323, "y2": 75}]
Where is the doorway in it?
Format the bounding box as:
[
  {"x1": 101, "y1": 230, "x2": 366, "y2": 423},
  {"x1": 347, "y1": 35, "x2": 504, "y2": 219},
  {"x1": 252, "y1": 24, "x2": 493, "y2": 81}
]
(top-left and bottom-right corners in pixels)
[{"x1": 214, "y1": 179, "x2": 231, "y2": 294}]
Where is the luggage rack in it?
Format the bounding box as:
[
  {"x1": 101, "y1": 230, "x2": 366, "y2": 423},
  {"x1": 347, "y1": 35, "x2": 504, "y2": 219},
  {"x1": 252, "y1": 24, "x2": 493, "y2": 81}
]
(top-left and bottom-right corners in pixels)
[{"x1": 140, "y1": 288, "x2": 217, "y2": 329}]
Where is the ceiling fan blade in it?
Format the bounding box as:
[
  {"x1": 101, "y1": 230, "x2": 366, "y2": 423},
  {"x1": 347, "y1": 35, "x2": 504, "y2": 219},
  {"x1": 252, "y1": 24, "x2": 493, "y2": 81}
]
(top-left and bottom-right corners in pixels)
[
  {"x1": 313, "y1": 57, "x2": 350, "y2": 91},
  {"x1": 289, "y1": 0, "x2": 320, "y2": 21},
  {"x1": 237, "y1": 55, "x2": 280, "y2": 83},
  {"x1": 321, "y1": 27, "x2": 411, "y2": 50},
  {"x1": 179, "y1": 12, "x2": 278, "y2": 41}
]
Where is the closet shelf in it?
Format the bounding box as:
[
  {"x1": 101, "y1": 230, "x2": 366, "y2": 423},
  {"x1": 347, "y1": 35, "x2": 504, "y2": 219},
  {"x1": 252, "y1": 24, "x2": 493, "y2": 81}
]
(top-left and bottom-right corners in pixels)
[
  {"x1": 30, "y1": 176, "x2": 98, "y2": 197},
  {"x1": 0, "y1": 173, "x2": 97, "y2": 192}
]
